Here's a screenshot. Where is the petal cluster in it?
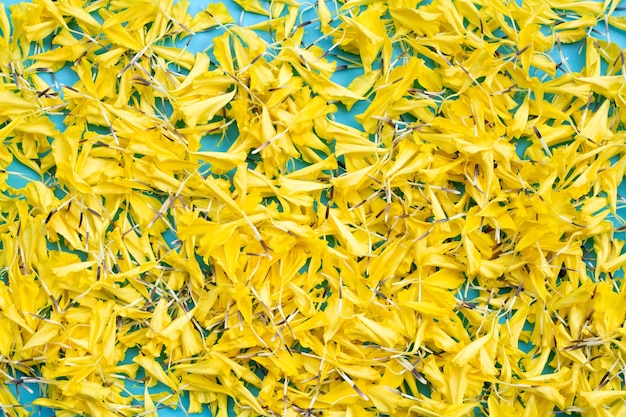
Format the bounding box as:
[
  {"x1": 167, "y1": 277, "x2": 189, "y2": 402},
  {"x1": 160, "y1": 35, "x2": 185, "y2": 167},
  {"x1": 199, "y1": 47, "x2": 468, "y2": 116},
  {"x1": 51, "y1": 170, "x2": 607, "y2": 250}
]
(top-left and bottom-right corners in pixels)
[{"x1": 0, "y1": 0, "x2": 624, "y2": 416}]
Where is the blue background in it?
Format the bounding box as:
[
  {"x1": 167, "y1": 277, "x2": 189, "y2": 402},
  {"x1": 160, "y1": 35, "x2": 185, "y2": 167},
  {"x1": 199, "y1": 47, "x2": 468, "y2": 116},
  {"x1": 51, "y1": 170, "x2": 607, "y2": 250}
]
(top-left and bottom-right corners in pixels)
[{"x1": 3, "y1": 0, "x2": 626, "y2": 416}]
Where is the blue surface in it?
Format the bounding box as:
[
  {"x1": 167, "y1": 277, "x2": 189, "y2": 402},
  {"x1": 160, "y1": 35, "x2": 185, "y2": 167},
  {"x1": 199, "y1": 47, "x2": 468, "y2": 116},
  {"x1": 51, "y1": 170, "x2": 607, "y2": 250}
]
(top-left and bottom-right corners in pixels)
[{"x1": 3, "y1": 0, "x2": 626, "y2": 416}]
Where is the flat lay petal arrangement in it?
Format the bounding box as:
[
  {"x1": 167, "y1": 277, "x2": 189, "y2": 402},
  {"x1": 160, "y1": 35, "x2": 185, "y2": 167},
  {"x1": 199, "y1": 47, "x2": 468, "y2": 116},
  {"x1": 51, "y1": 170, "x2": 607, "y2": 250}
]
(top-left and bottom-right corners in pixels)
[{"x1": 0, "y1": 0, "x2": 625, "y2": 416}]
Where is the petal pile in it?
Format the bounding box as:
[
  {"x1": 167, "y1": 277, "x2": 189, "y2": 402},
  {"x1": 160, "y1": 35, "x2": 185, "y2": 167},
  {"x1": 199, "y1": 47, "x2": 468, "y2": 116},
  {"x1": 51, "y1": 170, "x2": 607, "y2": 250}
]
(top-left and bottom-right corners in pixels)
[{"x1": 0, "y1": 0, "x2": 625, "y2": 416}]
